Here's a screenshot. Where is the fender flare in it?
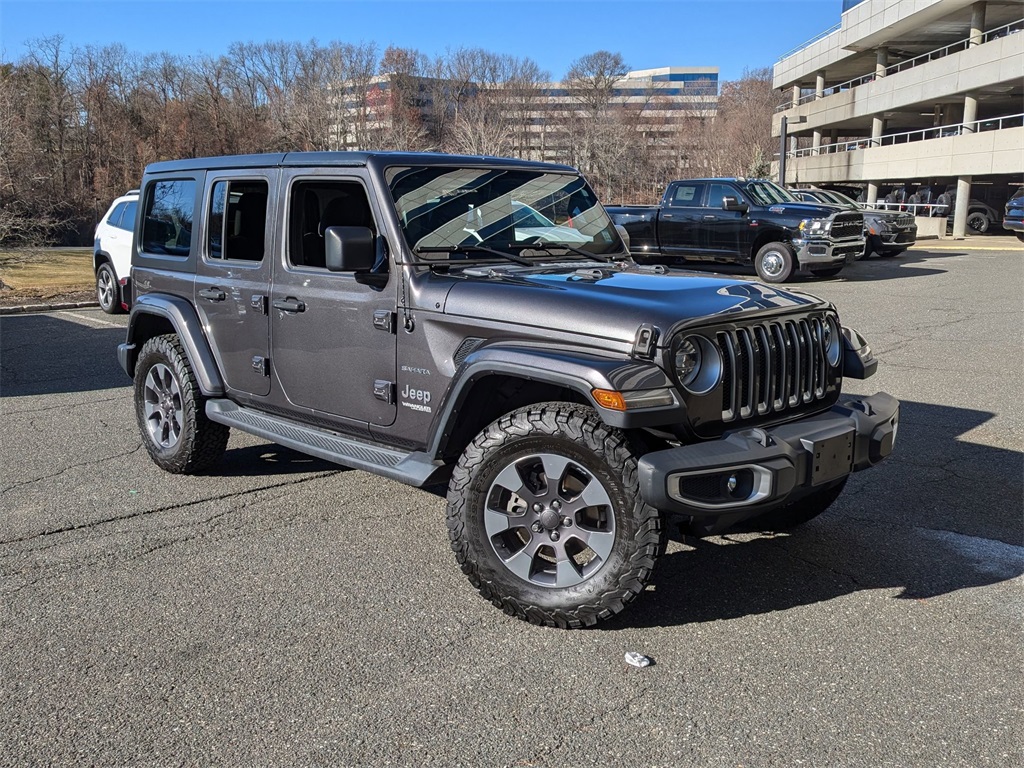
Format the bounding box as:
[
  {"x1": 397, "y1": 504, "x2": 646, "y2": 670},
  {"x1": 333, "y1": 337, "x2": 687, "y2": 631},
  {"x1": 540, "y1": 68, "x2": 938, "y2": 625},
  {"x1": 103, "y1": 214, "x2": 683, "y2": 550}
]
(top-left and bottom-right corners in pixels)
[
  {"x1": 123, "y1": 293, "x2": 225, "y2": 396},
  {"x1": 426, "y1": 343, "x2": 686, "y2": 457}
]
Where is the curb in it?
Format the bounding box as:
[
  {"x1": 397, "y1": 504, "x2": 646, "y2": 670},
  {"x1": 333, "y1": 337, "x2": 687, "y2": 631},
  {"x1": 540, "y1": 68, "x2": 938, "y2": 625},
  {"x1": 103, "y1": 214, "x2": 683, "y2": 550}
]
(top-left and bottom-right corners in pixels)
[{"x1": 0, "y1": 300, "x2": 100, "y2": 316}]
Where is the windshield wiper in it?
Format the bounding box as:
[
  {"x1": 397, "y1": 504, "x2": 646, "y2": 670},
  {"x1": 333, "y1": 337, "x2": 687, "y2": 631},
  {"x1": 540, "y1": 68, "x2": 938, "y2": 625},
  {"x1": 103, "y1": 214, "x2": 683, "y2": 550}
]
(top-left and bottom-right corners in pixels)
[
  {"x1": 510, "y1": 241, "x2": 617, "y2": 263},
  {"x1": 415, "y1": 244, "x2": 532, "y2": 266}
]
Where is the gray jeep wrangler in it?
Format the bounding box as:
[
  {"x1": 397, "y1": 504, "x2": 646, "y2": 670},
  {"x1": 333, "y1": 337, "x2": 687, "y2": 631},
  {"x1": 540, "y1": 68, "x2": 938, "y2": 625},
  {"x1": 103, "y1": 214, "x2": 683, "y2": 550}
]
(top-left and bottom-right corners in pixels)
[{"x1": 118, "y1": 152, "x2": 899, "y2": 628}]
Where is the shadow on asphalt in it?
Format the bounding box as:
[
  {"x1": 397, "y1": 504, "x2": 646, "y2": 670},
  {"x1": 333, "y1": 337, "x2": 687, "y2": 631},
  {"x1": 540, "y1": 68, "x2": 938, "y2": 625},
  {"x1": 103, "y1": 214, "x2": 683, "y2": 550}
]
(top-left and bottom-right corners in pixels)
[
  {"x1": 1, "y1": 314, "x2": 129, "y2": 397},
  {"x1": 215, "y1": 444, "x2": 345, "y2": 477},
  {"x1": 607, "y1": 397, "x2": 1024, "y2": 630}
]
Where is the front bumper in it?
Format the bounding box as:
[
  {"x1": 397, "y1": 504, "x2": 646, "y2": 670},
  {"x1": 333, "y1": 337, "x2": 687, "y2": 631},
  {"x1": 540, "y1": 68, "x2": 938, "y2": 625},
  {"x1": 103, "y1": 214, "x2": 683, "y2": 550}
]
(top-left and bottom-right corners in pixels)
[
  {"x1": 638, "y1": 391, "x2": 898, "y2": 529},
  {"x1": 792, "y1": 235, "x2": 865, "y2": 266}
]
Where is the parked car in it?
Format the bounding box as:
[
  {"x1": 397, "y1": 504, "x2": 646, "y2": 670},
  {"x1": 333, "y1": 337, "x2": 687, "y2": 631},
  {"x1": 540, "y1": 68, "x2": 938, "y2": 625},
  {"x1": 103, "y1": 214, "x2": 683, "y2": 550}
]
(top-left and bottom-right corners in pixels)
[
  {"x1": 792, "y1": 187, "x2": 916, "y2": 258},
  {"x1": 1002, "y1": 186, "x2": 1024, "y2": 242},
  {"x1": 116, "y1": 152, "x2": 898, "y2": 628},
  {"x1": 93, "y1": 190, "x2": 138, "y2": 314},
  {"x1": 606, "y1": 178, "x2": 865, "y2": 283},
  {"x1": 880, "y1": 184, "x2": 998, "y2": 232}
]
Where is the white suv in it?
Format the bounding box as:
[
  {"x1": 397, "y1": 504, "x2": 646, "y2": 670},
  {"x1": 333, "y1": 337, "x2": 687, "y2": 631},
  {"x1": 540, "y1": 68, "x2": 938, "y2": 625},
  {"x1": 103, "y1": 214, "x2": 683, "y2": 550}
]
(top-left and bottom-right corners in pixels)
[{"x1": 93, "y1": 190, "x2": 138, "y2": 313}]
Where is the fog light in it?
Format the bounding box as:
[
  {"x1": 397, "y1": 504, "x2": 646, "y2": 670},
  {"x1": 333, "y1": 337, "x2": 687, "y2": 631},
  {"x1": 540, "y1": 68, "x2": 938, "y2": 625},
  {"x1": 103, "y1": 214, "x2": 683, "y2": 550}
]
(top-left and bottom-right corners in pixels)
[{"x1": 726, "y1": 474, "x2": 738, "y2": 493}]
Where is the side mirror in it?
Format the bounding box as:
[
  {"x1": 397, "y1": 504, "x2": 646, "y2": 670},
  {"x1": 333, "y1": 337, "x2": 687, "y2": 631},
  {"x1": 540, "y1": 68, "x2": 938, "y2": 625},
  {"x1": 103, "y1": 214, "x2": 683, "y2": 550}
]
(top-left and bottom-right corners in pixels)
[
  {"x1": 325, "y1": 226, "x2": 375, "y2": 272},
  {"x1": 722, "y1": 196, "x2": 748, "y2": 214}
]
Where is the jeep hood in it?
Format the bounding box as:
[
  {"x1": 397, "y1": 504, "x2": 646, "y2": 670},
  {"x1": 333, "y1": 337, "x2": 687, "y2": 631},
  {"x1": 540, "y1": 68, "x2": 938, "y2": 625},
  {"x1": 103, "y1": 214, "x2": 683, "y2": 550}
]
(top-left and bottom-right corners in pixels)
[{"x1": 442, "y1": 267, "x2": 827, "y2": 343}]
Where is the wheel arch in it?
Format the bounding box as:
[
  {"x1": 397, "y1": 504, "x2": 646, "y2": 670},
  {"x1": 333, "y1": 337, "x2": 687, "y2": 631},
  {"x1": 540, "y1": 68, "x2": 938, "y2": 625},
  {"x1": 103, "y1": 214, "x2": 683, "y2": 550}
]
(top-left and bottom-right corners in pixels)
[
  {"x1": 93, "y1": 250, "x2": 112, "y2": 273},
  {"x1": 749, "y1": 228, "x2": 792, "y2": 262},
  {"x1": 427, "y1": 344, "x2": 685, "y2": 461},
  {"x1": 122, "y1": 294, "x2": 225, "y2": 396}
]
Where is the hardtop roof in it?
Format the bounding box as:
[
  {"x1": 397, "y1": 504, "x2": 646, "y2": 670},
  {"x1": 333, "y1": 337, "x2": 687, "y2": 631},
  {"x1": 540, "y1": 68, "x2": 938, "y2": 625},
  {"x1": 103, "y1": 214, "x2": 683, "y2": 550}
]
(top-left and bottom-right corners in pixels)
[{"x1": 144, "y1": 151, "x2": 579, "y2": 175}]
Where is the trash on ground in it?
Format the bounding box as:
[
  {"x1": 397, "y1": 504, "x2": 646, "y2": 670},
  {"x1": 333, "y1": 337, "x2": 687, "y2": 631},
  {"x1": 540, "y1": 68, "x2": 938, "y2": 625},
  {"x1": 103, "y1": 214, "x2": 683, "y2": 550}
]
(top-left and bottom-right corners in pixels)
[{"x1": 624, "y1": 651, "x2": 652, "y2": 668}]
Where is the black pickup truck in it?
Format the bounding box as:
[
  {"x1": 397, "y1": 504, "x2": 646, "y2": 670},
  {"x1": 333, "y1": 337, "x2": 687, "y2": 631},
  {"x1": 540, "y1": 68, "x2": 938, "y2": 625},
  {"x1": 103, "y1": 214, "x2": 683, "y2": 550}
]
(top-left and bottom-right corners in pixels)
[{"x1": 607, "y1": 178, "x2": 865, "y2": 283}]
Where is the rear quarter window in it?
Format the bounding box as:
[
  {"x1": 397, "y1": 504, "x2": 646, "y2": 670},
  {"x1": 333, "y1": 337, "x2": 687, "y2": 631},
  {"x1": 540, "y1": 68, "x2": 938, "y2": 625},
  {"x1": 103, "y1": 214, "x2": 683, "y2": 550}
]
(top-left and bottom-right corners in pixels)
[{"x1": 142, "y1": 180, "x2": 196, "y2": 257}]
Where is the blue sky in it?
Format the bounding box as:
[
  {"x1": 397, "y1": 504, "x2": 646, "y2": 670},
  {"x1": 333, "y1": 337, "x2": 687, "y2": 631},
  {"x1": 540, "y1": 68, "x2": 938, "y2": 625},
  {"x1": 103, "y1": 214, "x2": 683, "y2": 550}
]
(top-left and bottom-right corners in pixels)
[{"x1": 1, "y1": 0, "x2": 840, "y2": 81}]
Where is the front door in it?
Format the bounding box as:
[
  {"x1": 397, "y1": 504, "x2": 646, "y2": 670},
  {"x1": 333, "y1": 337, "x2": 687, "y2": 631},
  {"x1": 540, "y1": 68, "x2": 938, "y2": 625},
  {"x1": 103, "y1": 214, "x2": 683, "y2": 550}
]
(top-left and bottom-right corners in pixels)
[
  {"x1": 194, "y1": 169, "x2": 276, "y2": 397},
  {"x1": 270, "y1": 171, "x2": 397, "y2": 426}
]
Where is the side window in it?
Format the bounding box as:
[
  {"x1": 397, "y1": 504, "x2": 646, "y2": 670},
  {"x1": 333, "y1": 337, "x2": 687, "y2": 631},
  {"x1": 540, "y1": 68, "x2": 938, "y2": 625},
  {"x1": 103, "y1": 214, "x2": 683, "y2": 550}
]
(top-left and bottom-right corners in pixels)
[
  {"x1": 670, "y1": 183, "x2": 705, "y2": 207},
  {"x1": 707, "y1": 184, "x2": 739, "y2": 210},
  {"x1": 287, "y1": 179, "x2": 378, "y2": 270},
  {"x1": 116, "y1": 201, "x2": 137, "y2": 232},
  {"x1": 207, "y1": 180, "x2": 268, "y2": 262},
  {"x1": 142, "y1": 180, "x2": 195, "y2": 257},
  {"x1": 106, "y1": 202, "x2": 127, "y2": 228}
]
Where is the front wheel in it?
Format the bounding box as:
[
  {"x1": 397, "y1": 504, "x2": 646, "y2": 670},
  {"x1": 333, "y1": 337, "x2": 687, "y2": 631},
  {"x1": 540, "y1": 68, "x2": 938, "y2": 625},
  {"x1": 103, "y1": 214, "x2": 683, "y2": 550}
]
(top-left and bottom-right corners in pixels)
[
  {"x1": 134, "y1": 334, "x2": 229, "y2": 474},
  {"x1": 744, "y1": 478, "x2": 848, "y2": 531},
  {"x1": 754, "y1": 242, "x2": 795, "y2": 283},
  {"x1": 96, "y1": 262, "x2": 122, "y2": 314},
  {"x1": 447, "y1": 403, "x2": 663, "y2": 628}
]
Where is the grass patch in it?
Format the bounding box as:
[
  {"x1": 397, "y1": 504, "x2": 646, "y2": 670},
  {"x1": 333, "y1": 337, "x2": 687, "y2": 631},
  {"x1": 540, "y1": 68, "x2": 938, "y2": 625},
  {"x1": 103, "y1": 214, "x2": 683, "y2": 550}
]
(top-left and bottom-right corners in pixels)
[
  {"x1": 0, "y1": 248, "x2": 93, "y2": 293},
  {"x1": 0, "y1": 248, "x2": 95, "y2": 304}
]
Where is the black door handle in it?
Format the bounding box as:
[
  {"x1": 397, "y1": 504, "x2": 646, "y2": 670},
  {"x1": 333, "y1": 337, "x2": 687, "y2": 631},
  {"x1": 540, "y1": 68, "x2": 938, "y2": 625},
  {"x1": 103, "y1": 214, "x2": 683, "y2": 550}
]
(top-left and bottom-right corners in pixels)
[
  {"x1": 272, "y1": 298, "x2": 306, "y2": 313},
  {"x1": 199, "y1": 287, "x2": 226, "y2": 301}
]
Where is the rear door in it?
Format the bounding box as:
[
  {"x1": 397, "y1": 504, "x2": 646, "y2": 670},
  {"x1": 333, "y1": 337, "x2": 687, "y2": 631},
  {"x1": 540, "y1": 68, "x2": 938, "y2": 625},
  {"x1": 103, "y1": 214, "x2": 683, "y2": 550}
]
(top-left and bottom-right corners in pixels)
[
  {"x1": 194, "y1": 169, "x2": 276, "y2": 397},
  {"x1": 658, "y1": 181, "x2": 707, "y2": 256},
  {"x1": 703, "y1": 182, "x2": 750, "y2": 259}
]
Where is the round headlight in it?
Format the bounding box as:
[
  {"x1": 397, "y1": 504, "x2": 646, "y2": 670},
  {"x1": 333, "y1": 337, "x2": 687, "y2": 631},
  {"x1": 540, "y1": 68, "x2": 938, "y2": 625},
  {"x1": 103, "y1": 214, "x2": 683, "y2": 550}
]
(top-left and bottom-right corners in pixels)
[
  {"x1": 672, "y1": 335, "x2": 722, "y2": 394},
  {"x1": 674, "y1": 337, "x2": 701, "y2": 387},
  {"x1": 824, "y1": 317, "x2": 842, "y2": 367}
]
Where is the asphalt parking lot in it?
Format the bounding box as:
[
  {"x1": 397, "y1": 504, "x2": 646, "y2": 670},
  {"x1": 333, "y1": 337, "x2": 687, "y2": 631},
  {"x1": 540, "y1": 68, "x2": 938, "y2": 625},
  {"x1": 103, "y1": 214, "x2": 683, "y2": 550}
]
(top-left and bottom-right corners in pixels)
[{"x1": 2, "y1": 244, "x2": 1022, "y2": 766}]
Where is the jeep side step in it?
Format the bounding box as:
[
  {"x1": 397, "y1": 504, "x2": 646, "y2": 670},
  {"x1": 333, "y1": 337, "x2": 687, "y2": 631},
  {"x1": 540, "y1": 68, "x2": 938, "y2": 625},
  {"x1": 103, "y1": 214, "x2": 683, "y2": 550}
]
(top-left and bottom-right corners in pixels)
[{"x1": 205, "y1": 399, "x2": 447, "y2": 487}]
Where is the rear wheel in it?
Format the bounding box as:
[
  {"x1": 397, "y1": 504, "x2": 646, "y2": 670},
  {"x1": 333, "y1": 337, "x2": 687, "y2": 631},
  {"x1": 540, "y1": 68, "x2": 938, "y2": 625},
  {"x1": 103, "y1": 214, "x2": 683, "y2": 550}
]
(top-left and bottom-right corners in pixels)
[
  {"x1": 966, "y1": 212, "x2": 990, "y2": 233},
  {"x1": 96, "y1": 262, "x2": 122, "y2": 314},
  {"x1": 744, "y1": 478, "x2": 848, "y2": 531},
  {"x1": 134, "y1": 334, "x2": 229, "y2": 474},
  {"x1": 754, "y1": 242, "x2": 795, "y2": 283},
  {"x1": 447, "y1": 403, "x2": 663, "y2": 628}
]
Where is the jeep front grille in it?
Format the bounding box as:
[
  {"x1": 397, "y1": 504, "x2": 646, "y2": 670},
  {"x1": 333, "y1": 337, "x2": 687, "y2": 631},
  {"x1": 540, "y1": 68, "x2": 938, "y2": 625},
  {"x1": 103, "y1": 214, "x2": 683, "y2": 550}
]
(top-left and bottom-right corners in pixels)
[
  {"x1": 718, "y1": 317, "x2": 829, "y2": 422},
  {"x1": 830, "y1": 212, "x2": 864, "y2": 240}
]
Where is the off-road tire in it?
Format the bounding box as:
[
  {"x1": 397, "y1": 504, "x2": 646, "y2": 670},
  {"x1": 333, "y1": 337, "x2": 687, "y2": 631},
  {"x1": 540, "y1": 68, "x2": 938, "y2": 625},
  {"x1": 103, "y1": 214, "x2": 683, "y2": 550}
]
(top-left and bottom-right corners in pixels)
[
  {"x1": 745, "y1": 477, "x2": 848, "y2": 531},
  {"x1": 447, "y1": 403, "x2": 663, "y2": 628},
  {"x1": 754, "y1": 241, "x2": 795, "y2": 283},
  {"x1": 134, "y1": 334, "x2": 229, "y2": 474},
  {"x1": 96, "y1": 262, "x2": 122, "y2": 314},
  {"x1": 966, "y1": 212, "x2": 990, "y2": 234}
]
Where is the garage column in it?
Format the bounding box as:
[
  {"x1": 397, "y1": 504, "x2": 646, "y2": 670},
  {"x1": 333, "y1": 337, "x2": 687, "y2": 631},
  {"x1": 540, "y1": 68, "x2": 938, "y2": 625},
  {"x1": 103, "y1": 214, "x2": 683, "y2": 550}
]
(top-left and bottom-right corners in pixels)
[
  {"x1": 871, "y1": 116, "x2": 884, "y2": 147},
  {"x1": 952, "y1": 176, "x2": 973, "y2": 238},
  {"x1": 815, "y1": 71, "x2": 825, "y2": 99},
  {"x1": 791, "y1": 84, "x2": 801, "y2": 108},
  {"x1": 875, "y1": 48, "x2": 888, "y2": 79},
  {"x1": 812, "y1": 129, "x2": 822, "y2": 154},
  {"x1": 969, "y1": 2, "x2": 986, "y2": 47},
  {"x1": 962, "y1": 91, "x2": 978, "y2": 133},
  {"x1": 867, "y1": 182, "x2": 879, "y2": 206}
]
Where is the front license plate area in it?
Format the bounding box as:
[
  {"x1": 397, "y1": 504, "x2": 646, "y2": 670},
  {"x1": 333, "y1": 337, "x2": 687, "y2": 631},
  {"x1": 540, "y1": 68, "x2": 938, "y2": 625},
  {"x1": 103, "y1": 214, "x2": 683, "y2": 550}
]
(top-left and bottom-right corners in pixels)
[{"x1": 805, "y1": 429, "x2": 854, "y2": 486}]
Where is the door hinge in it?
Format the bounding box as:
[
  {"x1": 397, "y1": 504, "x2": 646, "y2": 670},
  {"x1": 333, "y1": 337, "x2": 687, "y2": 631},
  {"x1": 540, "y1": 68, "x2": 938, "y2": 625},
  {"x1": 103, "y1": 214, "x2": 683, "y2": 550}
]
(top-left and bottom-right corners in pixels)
[
  {"x1": 250, "y1": 294, "x2": 268, "y2": 314},
  {"x1": 373, "y1": 310, "x2": 397, "y2": 334},
  {"x1": 252, "y1": 355, "x2": 269, "y2": 376},
  {"x1": 373, "y1": 379, "x2": 395, "y2": 404}
]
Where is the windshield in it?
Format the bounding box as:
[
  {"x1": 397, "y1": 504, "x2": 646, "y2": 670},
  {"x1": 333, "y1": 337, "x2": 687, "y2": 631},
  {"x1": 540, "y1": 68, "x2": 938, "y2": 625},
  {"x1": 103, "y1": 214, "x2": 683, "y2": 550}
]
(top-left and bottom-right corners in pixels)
[
  {"x1": 818, "y1": 190, "x2": 859, "y2": 209},
  {"x1": 385, "y1": 166, "x2": 622, "y2": 260},
  {"x1": 744, "y1": 180, "x2": 798, "y2": 206}
]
